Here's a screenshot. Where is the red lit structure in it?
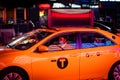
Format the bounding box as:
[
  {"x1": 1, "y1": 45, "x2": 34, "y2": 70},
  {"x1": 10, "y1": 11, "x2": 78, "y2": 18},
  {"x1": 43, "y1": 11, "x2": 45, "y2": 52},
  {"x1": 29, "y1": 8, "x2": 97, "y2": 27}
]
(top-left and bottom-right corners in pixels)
[
  {"x1": 48, "y1": 9, "x2": 94, "y2": 27},
  {"x1": 51, "y1": 11, "x2": 90, "y2": 19},
  {"x1": 39, "y1": 4, "x2": 94, "y2": 28}
]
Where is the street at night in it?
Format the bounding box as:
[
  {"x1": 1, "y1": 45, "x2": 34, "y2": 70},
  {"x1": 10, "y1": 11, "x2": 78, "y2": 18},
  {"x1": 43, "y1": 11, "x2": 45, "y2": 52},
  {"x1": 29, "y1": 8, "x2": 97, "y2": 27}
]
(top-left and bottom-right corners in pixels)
[{"x1": 0, "y1": 0, "x2": 120, "y2": 80}]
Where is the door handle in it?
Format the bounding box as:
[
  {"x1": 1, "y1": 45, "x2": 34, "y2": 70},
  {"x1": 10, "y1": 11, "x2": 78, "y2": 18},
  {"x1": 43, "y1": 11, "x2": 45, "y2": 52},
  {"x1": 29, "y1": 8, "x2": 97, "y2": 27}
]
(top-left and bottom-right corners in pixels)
[
  {"x1": 86, "y1": 53, "x2": 90, "y2": 57},
  {"x1": 96, "y1": 52, "x2": 101, "y2": 56},
  {"x1": 51, "y1": 60, "x2": 56, "y2": 62}
]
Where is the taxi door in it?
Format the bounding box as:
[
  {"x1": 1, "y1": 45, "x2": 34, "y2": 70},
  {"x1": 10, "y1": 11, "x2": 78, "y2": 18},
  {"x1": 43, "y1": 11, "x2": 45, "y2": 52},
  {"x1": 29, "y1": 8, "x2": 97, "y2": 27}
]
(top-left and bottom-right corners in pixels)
[
  {"x1": 79, "y1": 32, "x2": 118, "y2": 79},
  {"x1": 79, "y1": 46, "x2": 119, "y2": 79},
  {"x1": 31, "y1": 49, "x2": 80, "y2": 80},
  {"x1": 31, "y1": 32, "x2": 80, "y2": 80}
]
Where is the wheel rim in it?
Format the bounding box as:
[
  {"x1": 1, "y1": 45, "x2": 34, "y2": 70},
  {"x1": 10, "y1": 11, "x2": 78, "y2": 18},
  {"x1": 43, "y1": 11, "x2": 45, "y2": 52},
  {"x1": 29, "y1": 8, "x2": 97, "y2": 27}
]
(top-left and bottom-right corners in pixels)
[
  {"x1": 113, "y1": 64, "x2": 120, "y2": 80},
  {"x1": 3, "y1": 72, "x2": 23, "y2": 80}
]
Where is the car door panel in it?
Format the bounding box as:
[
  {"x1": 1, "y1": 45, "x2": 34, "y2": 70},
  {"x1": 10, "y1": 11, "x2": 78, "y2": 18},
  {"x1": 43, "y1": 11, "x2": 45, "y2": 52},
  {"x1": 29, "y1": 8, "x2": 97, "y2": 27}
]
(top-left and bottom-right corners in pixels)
[
  {"x1": 32, "y1": 50, "x2": 80, "y2": 80},
  {"x1": 80, "y1": 45, "x2": 120, "y2": 79}
]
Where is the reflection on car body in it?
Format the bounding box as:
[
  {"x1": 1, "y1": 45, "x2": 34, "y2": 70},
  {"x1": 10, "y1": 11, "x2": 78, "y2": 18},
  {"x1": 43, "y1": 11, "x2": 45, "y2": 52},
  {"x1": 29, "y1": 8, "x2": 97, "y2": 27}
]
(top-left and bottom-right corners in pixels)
[
  {"x1": 0, "y1": 27, "x2": 120, "y2": 80},
  {"x1": 94, "y1": 21, "x2": 119, "y2": 34}
]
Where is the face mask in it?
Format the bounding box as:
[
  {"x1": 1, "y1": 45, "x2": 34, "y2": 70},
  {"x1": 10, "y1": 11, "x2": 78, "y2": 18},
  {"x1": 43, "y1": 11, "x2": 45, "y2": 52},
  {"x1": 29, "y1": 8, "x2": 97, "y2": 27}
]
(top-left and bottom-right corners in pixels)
[{"x1": 59, "y1": 41, "x2": 64, "y2": 44}]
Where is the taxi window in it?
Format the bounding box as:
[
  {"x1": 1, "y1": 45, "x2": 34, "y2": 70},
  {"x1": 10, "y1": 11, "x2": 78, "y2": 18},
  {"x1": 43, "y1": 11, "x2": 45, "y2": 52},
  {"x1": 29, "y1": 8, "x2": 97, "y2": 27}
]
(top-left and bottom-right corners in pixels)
[
  {"x1": 80, "y1": 32, "x2": 115, "y2": 48},
  {"x1": 7, "y1": 31, "x2": 52, "y2": 50},
  {"x1": 44, "y1": 32, "x2": 77, "y2": 51}
]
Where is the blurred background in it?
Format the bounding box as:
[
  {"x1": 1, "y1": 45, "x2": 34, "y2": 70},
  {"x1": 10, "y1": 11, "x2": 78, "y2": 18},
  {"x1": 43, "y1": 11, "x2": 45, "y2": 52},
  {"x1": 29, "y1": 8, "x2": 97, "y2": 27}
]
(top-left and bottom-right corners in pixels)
[{"x1": 0, "y1": 0, "x2": 120, "y2": 45}]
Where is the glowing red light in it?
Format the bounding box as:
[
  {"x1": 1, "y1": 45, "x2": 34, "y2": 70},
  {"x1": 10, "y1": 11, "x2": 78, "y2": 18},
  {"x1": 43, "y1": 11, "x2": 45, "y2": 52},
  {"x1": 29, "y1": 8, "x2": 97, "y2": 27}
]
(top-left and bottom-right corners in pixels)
[
  {"x1": 51, "y1": 12, "x2": 90, "y2": 19},
  {"x1": 39, "y1": 4, "x2": 50, "y2": 9}
]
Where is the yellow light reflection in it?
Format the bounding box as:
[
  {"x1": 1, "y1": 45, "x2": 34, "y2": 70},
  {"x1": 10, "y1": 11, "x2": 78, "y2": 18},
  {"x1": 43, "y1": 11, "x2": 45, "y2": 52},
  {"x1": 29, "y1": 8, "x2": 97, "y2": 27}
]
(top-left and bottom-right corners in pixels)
[{"x1": 39, "y1": 10, "x2": 45, "y2": 17}]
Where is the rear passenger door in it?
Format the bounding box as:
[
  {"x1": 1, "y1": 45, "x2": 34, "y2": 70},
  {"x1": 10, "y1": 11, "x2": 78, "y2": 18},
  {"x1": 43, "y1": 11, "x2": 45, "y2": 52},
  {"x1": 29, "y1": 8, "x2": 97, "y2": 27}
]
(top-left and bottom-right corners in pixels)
[{"x1": 79, "y1": 31, "x2": 116, "y2": 79}]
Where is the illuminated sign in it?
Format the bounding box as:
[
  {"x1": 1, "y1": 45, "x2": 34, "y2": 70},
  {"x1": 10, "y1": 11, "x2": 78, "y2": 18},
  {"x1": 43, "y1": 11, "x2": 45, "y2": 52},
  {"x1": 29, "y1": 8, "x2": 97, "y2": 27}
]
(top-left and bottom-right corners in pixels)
[
  {"x1": 49, "y1": 9, "x2": 93, "y2": 27},
  {"x1": 50, "y1": 0, "x2": 100, "y2": 8},
  {"x1": 39, "y1": 4, "x2": 51, "y2": 9}
]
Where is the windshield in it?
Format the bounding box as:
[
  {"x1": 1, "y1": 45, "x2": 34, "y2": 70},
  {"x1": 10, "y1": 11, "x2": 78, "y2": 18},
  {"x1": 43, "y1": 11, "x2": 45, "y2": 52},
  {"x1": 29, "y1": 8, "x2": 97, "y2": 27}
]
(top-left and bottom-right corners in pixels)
[{"x1": 6, "y1": 29, "x2": 52, "y2": 50}]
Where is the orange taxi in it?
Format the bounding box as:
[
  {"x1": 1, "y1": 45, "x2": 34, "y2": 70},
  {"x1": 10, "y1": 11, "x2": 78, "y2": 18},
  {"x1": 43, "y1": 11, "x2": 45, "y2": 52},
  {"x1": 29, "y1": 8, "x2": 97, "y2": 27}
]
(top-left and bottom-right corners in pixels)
[{"x1": 0, "y1": 27, "x2": 120, "y2": 80}]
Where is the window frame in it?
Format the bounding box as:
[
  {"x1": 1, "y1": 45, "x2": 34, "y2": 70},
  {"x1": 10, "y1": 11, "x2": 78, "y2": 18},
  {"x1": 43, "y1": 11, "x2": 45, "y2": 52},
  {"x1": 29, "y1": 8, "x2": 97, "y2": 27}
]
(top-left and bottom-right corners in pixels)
[
  {"x1": 78, "y1": 31, "x2": 116, "y2": 49},
  {"x1": 43, "y1": 31, "x2": 79, "y2": 51}
]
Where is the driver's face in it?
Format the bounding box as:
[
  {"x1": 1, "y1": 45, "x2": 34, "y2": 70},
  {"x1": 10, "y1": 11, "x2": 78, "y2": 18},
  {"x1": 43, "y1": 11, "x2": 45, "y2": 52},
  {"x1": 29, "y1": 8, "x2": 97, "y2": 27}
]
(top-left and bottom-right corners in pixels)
[{"x1": 59, "y1": 37, "x2": 66, "y2": 44}]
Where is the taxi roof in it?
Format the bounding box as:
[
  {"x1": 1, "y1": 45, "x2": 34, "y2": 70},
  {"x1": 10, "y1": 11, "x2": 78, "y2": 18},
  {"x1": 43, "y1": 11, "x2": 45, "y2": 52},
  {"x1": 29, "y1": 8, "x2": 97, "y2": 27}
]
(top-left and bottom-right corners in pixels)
[
  {"x1": 50, "y1": 27, "x2": 100, "y2": 32},
  {"x1": 30, "y1": 27, "x2": 103, "y2": 34}
]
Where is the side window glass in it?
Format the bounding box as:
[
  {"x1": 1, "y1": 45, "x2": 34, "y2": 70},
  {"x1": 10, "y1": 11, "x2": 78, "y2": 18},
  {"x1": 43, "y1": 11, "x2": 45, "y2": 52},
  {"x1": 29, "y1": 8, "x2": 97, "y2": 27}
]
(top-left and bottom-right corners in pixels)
[
  {"x1": 44, "y1": 33, "x2": 77, "y2": 51},
  {"x1": 81, "y1": 32, "x2": 115, "y2": 48}
]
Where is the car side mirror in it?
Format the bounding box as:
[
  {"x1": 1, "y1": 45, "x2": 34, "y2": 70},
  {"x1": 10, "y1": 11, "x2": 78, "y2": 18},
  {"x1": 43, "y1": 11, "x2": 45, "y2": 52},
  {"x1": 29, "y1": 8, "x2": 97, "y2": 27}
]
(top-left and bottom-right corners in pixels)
[{"x1": 38, "y1": 45, "x2": 48, "y2": 52}]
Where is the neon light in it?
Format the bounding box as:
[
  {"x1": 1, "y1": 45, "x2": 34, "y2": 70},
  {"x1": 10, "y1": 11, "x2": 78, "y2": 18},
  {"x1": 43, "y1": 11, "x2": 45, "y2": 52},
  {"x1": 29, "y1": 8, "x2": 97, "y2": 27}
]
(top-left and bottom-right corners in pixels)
[
  {"x1": 51, "y1": 11, "x2": 90, "y2": 19},
  {"x1": 39, "y1": 4, "x2": 50, "y2": 9}
]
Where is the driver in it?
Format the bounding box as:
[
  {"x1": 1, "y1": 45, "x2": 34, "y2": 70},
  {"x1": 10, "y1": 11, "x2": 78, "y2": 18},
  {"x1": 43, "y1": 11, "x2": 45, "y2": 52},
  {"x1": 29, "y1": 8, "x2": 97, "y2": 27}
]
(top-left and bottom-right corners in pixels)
[
  {"x1": 48, "y1": 36, "x2": 74, "y2": 51},
  {"x1": 58, "y1": 37, "x2": 74, "y2": 49}
]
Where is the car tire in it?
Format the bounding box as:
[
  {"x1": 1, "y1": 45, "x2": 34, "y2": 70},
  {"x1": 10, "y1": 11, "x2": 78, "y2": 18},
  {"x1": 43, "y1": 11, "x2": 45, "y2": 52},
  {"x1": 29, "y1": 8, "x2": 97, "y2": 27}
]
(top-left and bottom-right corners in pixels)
[
  {"x1": 108, "y1": 62, "x2": 120, "y2": 80},
  {"x1": 0, "y1": 67, "x2": 29, "y2": 80}
]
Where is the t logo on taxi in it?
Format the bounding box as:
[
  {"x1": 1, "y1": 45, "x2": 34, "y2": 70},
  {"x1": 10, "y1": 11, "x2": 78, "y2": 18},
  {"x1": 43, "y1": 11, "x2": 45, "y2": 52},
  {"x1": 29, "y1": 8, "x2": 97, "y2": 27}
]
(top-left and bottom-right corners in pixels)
[{"x1": 57, "y1": 57, "x2": 68, "y2": 69}]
